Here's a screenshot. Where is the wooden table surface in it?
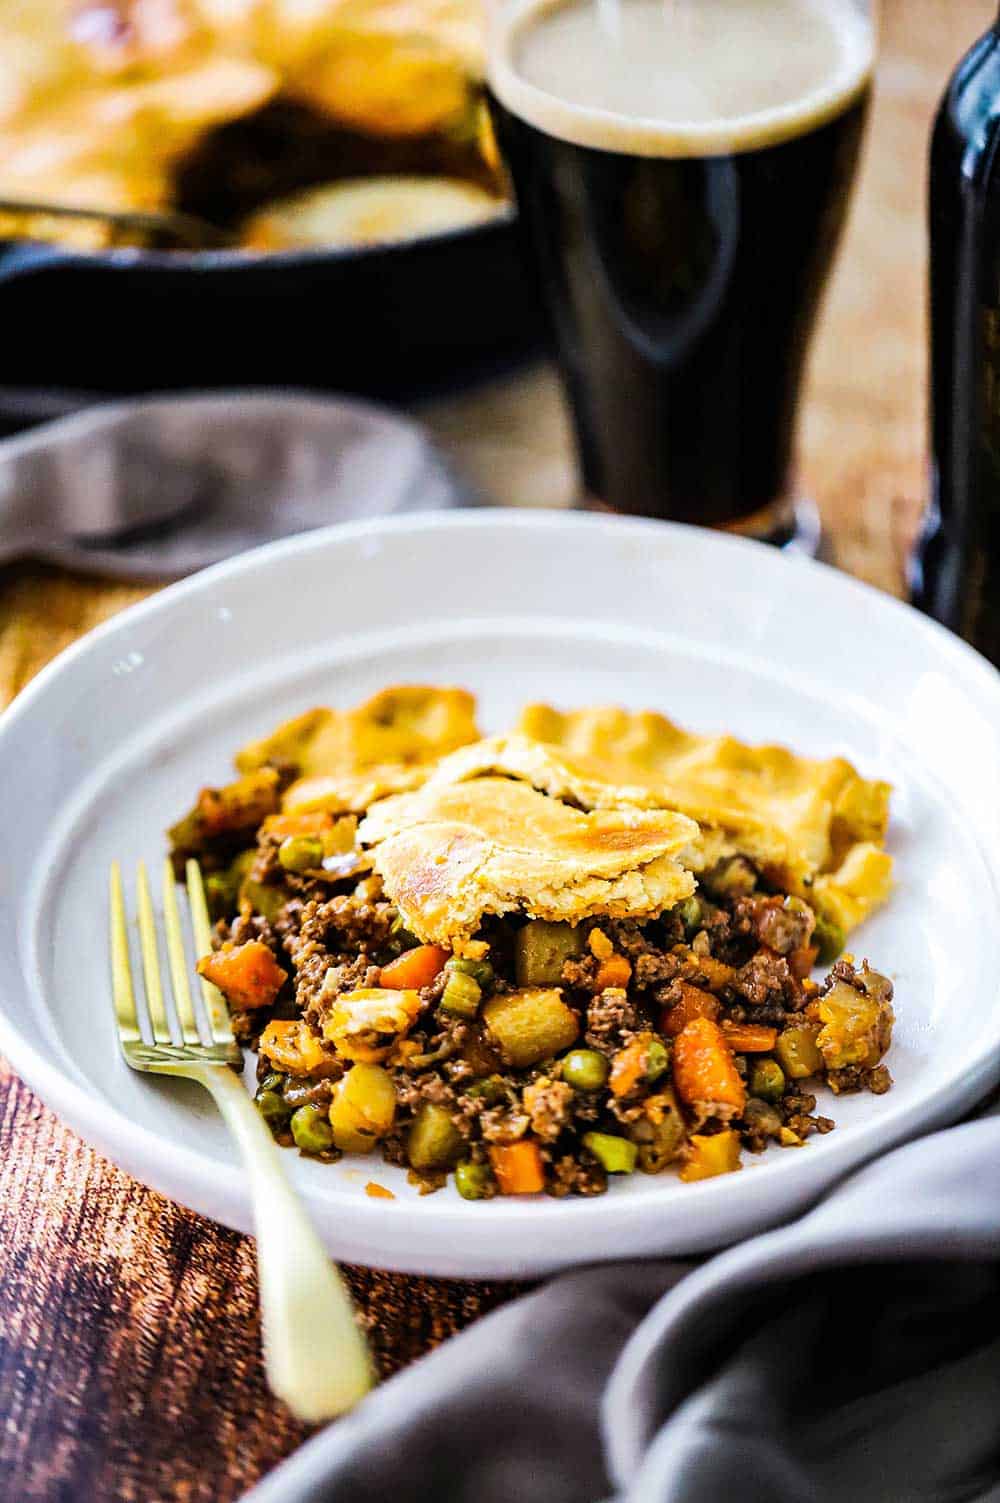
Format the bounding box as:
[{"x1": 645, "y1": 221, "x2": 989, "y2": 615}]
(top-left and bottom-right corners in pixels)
[{"x1": 0, "y1": 3, "x2": 990, "y2": 1497}]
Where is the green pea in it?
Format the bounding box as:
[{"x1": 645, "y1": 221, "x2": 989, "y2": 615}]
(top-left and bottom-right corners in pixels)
[
  {"x1": 646, "y1": 1038, "x2": 669, "y2": 1083},
  {"x1": 256, "y1": 1089, "x2": 292, "y2": 1129},
  {"x1": 440, "y1": 969, "x2": 482, "y2": 1018},
  {"x1": 278, "y1": 835, "x2": 325, "y2": 874},
  {"x1": 445, "y1": 955, "x2": 495, "y2": 991},
  {"x1": 454, "y1": 1160, "x2": 493, "y2": 1200},
  {"x1": 561, "y1": 1048, "x2": 610, "y2": 1092},
  {"x1": 583, "y1": 1131, "x2": 637, "y2": 1174},
  {"x1": 813, "y1": 911, "x2": 846, "y2": 966},
  {"x1": 260, "y1": 1072, "x2": 286, "y2": 1093},
  {"x1": 290, "y1": 1102, "x2": 334, "y2": 1154},
  {"x1": 749, "y1": 1058, "x2": 786, "y2": 1103},
  {"x1": 676, "y1": 895, "x2": 705, "y2": 935}
]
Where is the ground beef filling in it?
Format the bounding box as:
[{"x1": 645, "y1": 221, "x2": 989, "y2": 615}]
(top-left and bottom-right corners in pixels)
[{"x1": 201, "y1": 841, "x2": 895, "y2": 1198}]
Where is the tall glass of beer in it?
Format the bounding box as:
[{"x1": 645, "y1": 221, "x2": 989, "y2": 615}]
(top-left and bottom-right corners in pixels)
[{"x1": 487, "y1": 0, "x2": 876, "y2": 545}]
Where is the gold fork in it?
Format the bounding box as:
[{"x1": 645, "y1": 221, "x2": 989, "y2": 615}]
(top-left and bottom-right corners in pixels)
[{"x1": 109, "y1": 857, "x2": 375, "y2": 1422}]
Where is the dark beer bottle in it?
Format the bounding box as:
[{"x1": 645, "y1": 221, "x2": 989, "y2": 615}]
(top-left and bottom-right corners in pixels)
[{"x1": 912, "y1": 9, "x2": 1000, "y2": 663}]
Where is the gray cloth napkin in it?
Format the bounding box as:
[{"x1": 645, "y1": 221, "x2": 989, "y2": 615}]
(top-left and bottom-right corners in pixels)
[
  {"x1": 0, "y1": 391, "x2": 465, "y2": 580},
  {"x1": 247, "y1": 1108, "x2": 1000, "y2": 1503}
]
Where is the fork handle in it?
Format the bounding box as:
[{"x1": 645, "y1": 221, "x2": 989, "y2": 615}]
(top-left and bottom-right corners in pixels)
[{"x1": 201, "y1": 1064, "x2": 375, "y2": 1421}]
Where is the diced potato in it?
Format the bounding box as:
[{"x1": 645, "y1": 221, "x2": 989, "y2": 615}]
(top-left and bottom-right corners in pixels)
[
  {"x1": 329, "y1": 1064, "x2": 397, "y2": 1153},
  {"x1": 407, "y1": 1103, "x2": 464, "y2": 1170},
  {"x1": 259, "y1": 1018, "x2": 330, "y2": 1075},
  {"x1": 629, "y1": 1088, "x2": 686, "y2": 1173},
  {"x1": 815, "y1": 975, "x2": 894, "y2": 1070},
  {"x1": 680, "y1": 1130, "x2": 742, "y2": 1182},
  {"x1": 775, "y1": 1025, "x2": 824, "y2": 1080},
  {"x1": 482, "y1": 988, "x2": 579, "y2": 1068},
  {"x1": 323, "y1": 987, "x2": 424, "y2": 1063},
  {"x1": 514, "y1": 921, "x2": 585, "y2": 986}
]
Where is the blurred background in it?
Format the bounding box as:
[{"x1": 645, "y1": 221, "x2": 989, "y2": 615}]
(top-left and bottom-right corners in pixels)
[{"x1": 0, "y1": 0, "x2": 995, "y2": 676}]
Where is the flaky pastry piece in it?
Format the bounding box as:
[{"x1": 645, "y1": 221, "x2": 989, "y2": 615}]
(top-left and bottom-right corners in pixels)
[
  {"x1": 358, "y1": 776, "x2": 700, "y2": 946},
  {"x1": 430, "y1": 709, "x2": 893, "y2": 935},
  {"x1": 234, "y1": 685, "x2": 480, "y2": 814}
]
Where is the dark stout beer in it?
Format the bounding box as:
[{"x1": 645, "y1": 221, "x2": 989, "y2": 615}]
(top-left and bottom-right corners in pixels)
[{"x1": 488, "y1": 0, "x2": 873, "y2": 538}]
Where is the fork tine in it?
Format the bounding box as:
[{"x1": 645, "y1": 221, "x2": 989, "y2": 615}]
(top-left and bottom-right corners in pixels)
[
  {"x1": 162, "y1": 859, "x2": 203, "y2": 1046},
  {"x1": 136, "y1": 860, "x2": 173, "y2": 1043},
  {"x1": 110, "y1": 862, "x2": 142, "y2": 1048},
  {"x1": 186, "y1": 858, "x2": 236, "y2": 1045}
]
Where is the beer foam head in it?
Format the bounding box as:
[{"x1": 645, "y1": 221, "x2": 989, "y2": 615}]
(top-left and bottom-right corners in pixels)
[{"x1": 488, "y1": 0, "x2": 874, "y2": 157}]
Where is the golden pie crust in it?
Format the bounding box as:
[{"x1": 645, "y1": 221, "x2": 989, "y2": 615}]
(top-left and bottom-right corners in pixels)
[
  {"x1": 235, "y1": 685, "x2": 480, "y2": 814},
  {"x1": 358, "y1": 776, "x2": 700, "y2": 945}
]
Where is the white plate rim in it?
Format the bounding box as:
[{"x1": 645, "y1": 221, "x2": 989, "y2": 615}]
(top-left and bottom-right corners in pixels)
[{"x1": 3, "y1": 508, "x2": 1000, "y2": 1275}]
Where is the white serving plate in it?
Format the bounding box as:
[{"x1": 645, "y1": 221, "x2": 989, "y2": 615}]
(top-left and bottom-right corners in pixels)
[{"x1": 2, "y1": 511, "x2": 999, "y2": 1278}]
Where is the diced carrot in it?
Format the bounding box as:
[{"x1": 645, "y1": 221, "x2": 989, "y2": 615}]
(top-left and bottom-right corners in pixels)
[
  {"x1": 197, "y1": 940, "x2": 287, "y2": 1011},
  {"x1": 259, "y1": 1018, "x2": 332, "y2": 1075},
  {"x1": 489, "y1": 1140, "x2": 546, "y2": 1195},
  {"x1": 721, "y1": 1021, "x2": 779, "y2": 1053},
  {"x1": 261, "y1": 810, "x2": 334, "y2": 840},
  {"x1": 672, "y1": 1017, "x2": 746, "y2": 1118},
  {"x1": 379, "y1": 945, "x2": 450, "y2": 991},
  {"x1": 661, "y1": 983, "x2": 720, "y2": 1037},
  {"x1": 595, "y1": 954, "x2": 632, "y2": 991},
  {"x1": 365, "y1": 1181, "x2": 396, "y2": 1200},
  {"x1": 609, "y1": 1035, "x2": 650, "y2": 1097},
  {"x1": 789, "y1": 944, "x2": 818, "y2": 979},
  {"x1": 679, "y1": 1130, "x2": 742, "y2": 1182}
]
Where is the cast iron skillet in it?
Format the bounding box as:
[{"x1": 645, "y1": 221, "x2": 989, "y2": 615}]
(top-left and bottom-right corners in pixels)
[{"x1": 0, "y1": 208, "x2": 542, "y2": 409}]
